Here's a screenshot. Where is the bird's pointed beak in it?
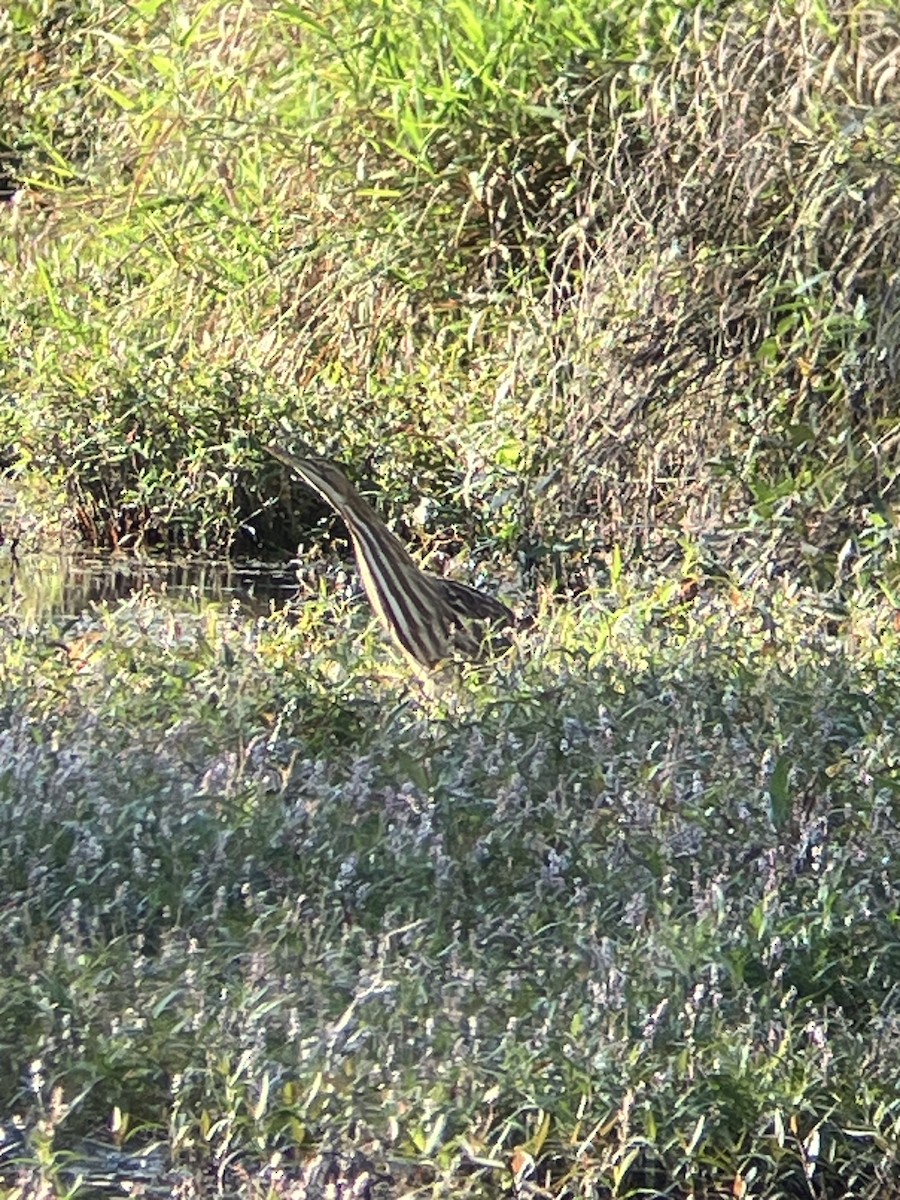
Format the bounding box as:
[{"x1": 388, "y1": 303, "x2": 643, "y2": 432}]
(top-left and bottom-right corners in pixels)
[{"x1": 267, "y1": 443, "x2": 314, "y2": 470}]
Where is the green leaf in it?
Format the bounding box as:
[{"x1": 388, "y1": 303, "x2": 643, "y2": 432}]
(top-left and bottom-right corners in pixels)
[{"x1": 768, "y1": 754, "x2": 791, "y2": 829}]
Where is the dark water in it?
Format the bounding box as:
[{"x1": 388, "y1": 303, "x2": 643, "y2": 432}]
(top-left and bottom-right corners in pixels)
[{"x1": 0, "y1": 550, "x2": 300, "y2": 622}]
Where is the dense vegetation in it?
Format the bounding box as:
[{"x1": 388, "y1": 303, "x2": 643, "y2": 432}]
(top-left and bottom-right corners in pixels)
[
  {"x1": 2, "y1": 0, "x2": 900, "y2": 1196},
  {"x1": 3, "y1": 0, "x2": 900, "y2": 574},
  {"x1": 4, "y1": 580, "x2": 900, "y2": 1198}
]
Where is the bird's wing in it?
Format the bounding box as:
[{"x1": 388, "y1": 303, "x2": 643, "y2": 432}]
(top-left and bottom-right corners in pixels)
[{"x1": 431, "y1": 576, "x2": 513, "y2": 625}]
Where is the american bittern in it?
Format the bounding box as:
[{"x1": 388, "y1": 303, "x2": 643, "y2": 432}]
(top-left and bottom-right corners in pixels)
[{"x1": 268, "y1": 444, "x2": 513, "y2": 670}]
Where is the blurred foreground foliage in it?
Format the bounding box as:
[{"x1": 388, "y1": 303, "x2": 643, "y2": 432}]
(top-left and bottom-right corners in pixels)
[{"x1": 1, "y1": 574, "x2": 899, "y2": 1196}]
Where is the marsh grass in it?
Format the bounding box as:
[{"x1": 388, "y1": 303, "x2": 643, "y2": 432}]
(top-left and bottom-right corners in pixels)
[
  {"x1": 1, "y1": 573, "x2": 899, "y2": 1197},
  {"x1": 3, "y1": 0, "x2": 900, "y2": 1194},
  {"x1": 2, "y1": 0, "x2": 900, "y2": 576}
]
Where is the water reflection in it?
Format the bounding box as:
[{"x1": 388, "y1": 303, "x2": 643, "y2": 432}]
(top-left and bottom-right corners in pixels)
[{"x1": 0, "y1": 550, "x2": 300, "y2": 622}]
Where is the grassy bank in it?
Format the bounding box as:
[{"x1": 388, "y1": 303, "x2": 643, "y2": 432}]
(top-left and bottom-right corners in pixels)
[
  {"x1": 1, "y1": 572, "x2": 899, "y2": 1196},
  {"x1": 2, "y1": 0, "x2": 900, "y2": 575}
]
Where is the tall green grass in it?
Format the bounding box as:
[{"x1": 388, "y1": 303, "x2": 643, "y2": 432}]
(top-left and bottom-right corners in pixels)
[{"x1": 2, "y1": 0, "x2": 898, "y2": 580}]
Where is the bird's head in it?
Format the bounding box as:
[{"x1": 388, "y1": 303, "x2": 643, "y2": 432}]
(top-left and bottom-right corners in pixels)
[{"x1": 267, "y1": 444, "x2": 358, "y2": 512}]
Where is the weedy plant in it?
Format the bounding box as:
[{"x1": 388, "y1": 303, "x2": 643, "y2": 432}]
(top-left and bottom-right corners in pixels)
[{"x1": 1, "y1": 569, "x2": 900, "y2": 1196}]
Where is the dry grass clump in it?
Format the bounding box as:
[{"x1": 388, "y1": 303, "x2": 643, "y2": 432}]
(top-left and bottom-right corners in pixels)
[{"x1": 488, "y1": 4, "x2": 900, "y2": 571}]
